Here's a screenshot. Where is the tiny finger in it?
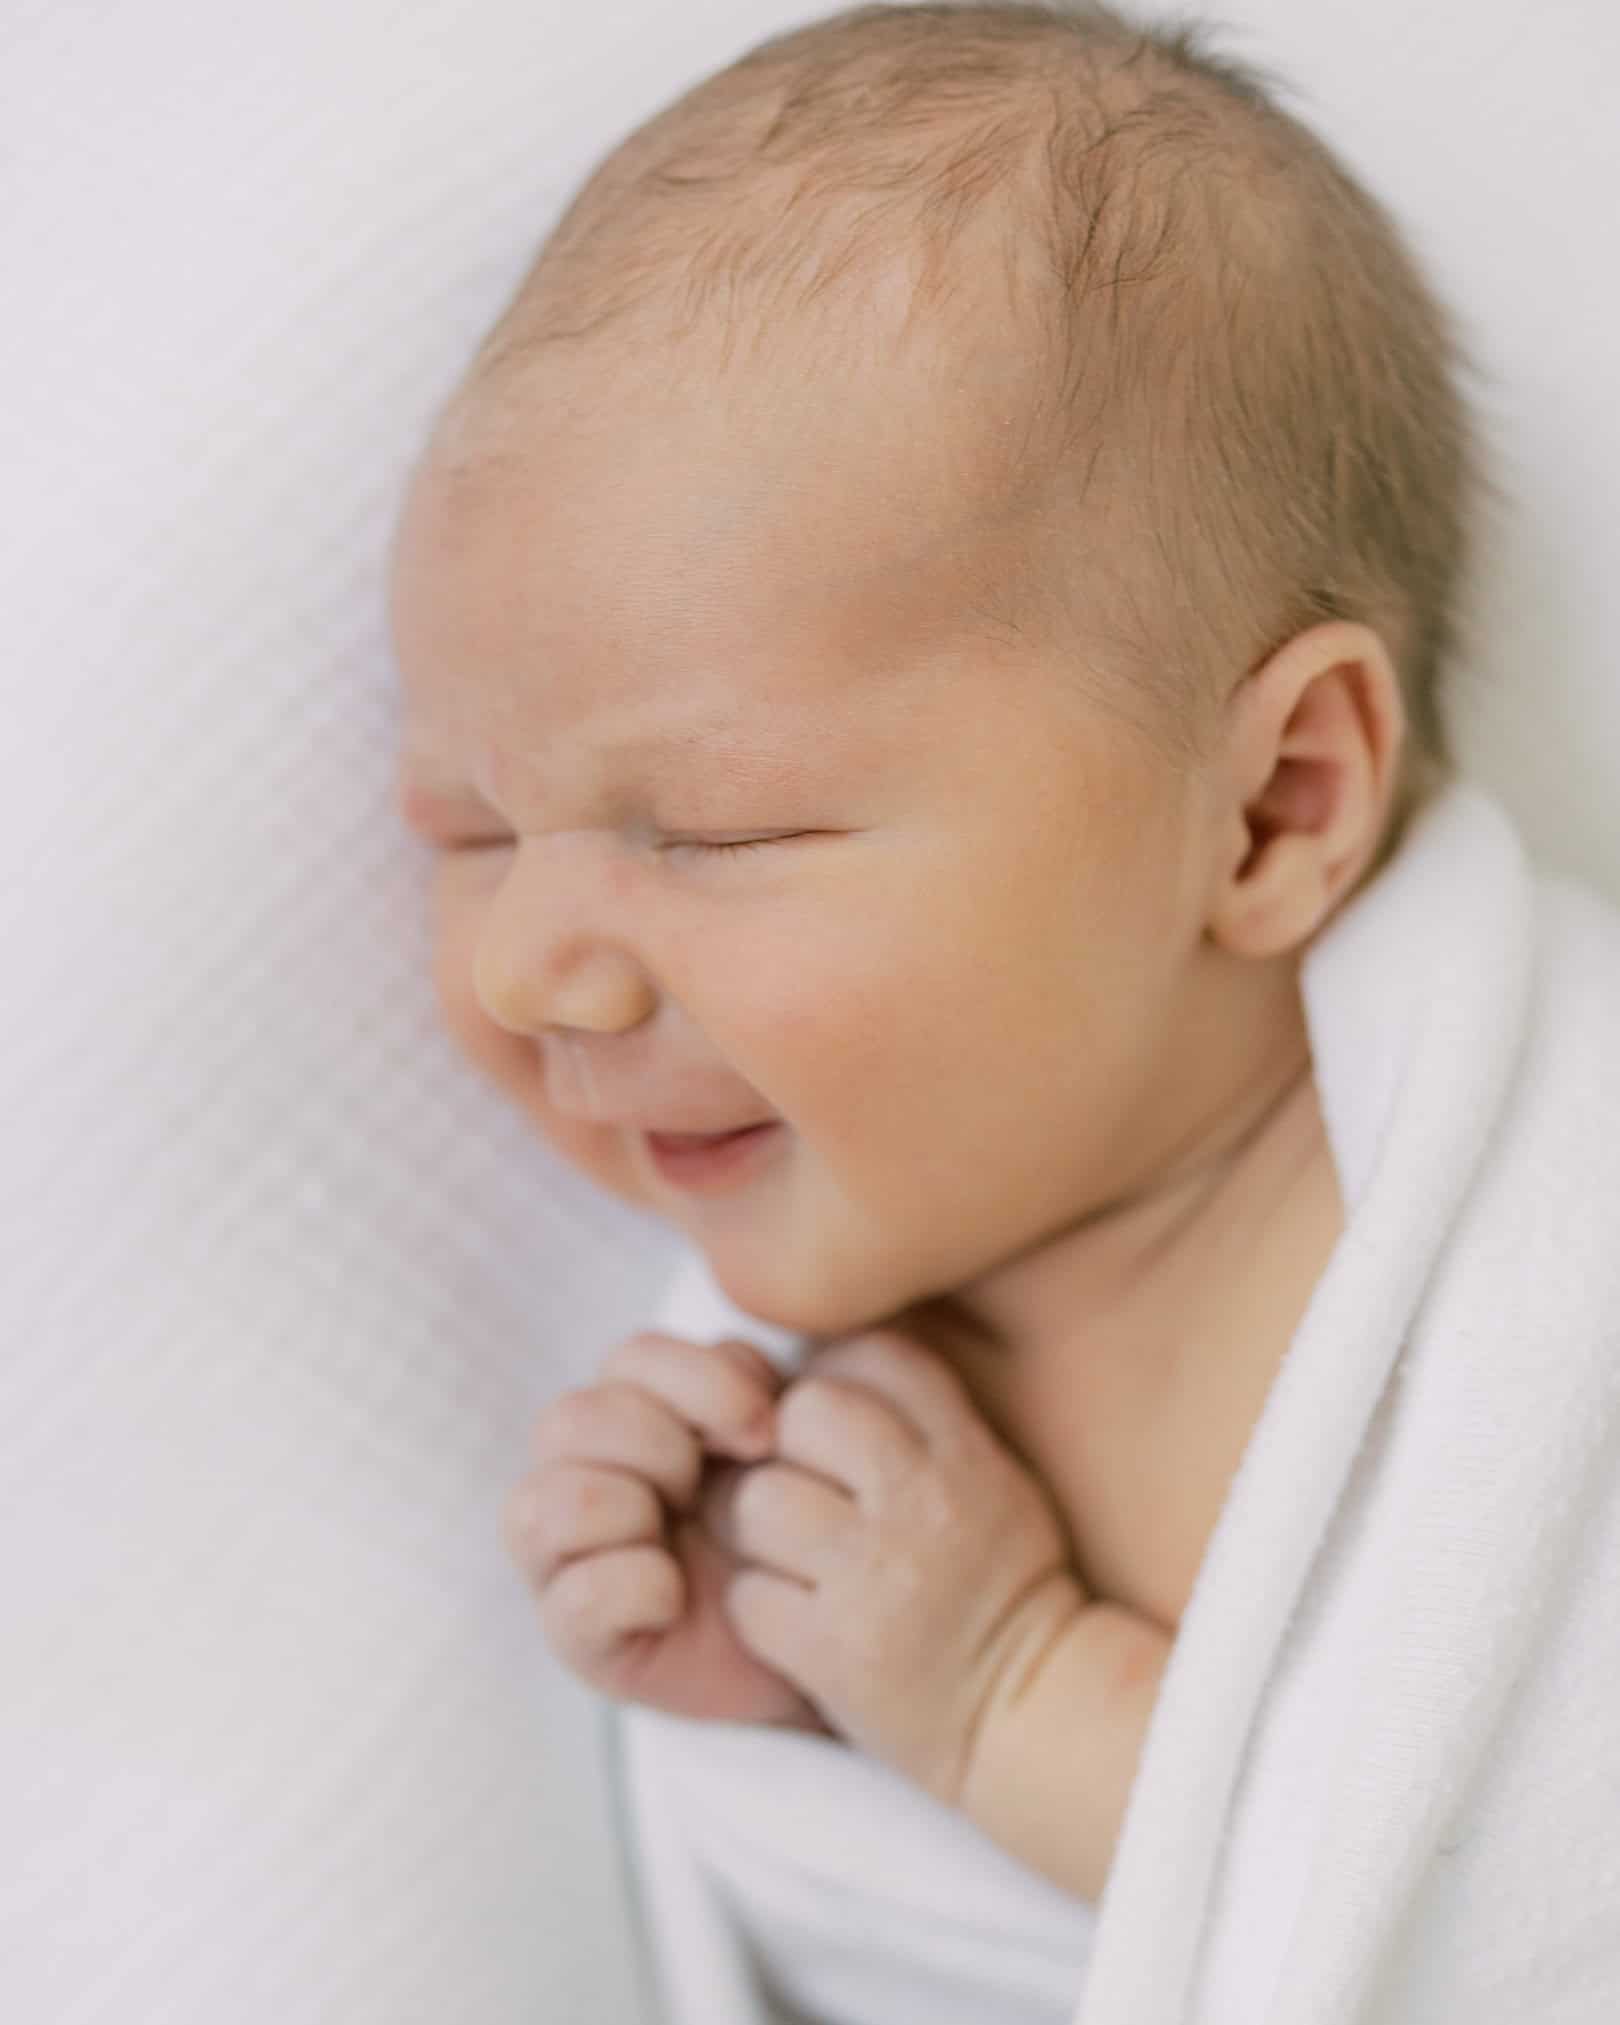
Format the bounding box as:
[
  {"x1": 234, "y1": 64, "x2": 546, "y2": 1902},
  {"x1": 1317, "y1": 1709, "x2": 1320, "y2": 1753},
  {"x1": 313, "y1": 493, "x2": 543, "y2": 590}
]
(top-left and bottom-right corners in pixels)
[
  {"x1": 530, "y1": 1382, "x2": 700, "y2": 1507},
  {"x1": 700, "y1": 1460, "x2": 849, "y2": 1583},
  {"x1": 724, "y1": 1566, "x2": 815, "y2": 1683},
  {"x1": 806, "y1": 1330, "x2": 982, "y2": 1452},
  {"x1": 597, "y1": 1330, "x2": 785, "y2": 1461},
  {"x1": 775, "y1": 1371, "x2": 922, "y2": 1504},
  {"x1": 505, "y1": 1465, "x2": 663, "y2": 1587},
  {"x1": 541, "y1": 1544, "x2": 685, "y2": 1674}
]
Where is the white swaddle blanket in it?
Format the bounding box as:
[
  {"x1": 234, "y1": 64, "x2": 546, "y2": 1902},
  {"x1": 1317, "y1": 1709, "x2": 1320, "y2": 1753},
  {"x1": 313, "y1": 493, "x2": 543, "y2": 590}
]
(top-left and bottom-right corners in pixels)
[{"x1": 608, "y1": 777, "x2": 1620, "y2": 2025}]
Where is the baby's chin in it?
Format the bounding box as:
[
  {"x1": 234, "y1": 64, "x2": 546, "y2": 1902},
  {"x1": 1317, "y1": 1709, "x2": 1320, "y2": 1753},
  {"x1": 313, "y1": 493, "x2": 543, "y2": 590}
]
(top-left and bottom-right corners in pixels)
[
  {"x1": 535, "y1": 1110, "x2": 927, "y2": 1341},
  {"x1": 697, "y1": 1230, "x2": 924, "y2": 1347}
]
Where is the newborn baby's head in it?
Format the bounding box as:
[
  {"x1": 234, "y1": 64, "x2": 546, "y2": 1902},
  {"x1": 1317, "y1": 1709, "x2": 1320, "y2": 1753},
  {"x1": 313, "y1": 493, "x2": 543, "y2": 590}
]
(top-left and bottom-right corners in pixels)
[{"x1": 390, "y1": 1, "x2": 1476, "y2": 1341}]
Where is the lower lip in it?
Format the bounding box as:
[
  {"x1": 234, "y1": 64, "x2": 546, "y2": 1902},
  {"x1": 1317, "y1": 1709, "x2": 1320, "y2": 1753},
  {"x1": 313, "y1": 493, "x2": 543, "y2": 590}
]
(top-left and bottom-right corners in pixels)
[{"x1": 644, "y1": 1122, "x2": 784, "y2": 1192}]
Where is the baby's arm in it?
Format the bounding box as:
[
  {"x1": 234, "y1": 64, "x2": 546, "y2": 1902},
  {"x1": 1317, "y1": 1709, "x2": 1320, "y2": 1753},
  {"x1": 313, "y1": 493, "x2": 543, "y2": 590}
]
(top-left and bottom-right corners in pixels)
[
  {"x1": 697, "y1": 1325, "x2": 1173, "y2": 1901},
  {"x1": 957, "y1": 1599, "x2": 1173, "y2": 1903}
]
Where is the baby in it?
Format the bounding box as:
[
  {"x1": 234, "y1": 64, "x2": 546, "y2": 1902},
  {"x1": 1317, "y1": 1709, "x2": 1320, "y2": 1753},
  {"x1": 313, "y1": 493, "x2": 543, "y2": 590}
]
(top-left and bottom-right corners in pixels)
[{"x1": 389, "y1": 0, "x2": 1474, "y2": 1920}]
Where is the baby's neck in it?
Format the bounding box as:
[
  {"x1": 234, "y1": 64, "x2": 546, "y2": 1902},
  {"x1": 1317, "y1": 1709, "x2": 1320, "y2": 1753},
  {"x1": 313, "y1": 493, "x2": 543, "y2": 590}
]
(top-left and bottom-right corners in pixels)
[{"x1": 899, "y1": 1007, "x2": 1331, "y2": 1379}]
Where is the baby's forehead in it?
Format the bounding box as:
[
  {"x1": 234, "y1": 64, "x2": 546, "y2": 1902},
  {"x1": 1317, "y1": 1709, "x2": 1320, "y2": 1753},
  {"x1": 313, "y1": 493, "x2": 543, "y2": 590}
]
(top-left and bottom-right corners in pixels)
[
  {"x1": 394, "y1": 393, "x2": 1160, "y2": 837},
  {"x1": 418, "y1": 335, "x2": 1064, "y2": 634},
  {"x1": 395, "y1": 438, "x2": 1098, "y2": 816}
]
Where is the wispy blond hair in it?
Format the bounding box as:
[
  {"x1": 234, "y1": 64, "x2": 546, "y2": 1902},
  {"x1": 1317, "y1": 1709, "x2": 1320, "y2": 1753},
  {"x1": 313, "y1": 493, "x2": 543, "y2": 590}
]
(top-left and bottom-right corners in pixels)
[{"x1": 466, "y1": 2, "x2": 1483, "y2": 846}]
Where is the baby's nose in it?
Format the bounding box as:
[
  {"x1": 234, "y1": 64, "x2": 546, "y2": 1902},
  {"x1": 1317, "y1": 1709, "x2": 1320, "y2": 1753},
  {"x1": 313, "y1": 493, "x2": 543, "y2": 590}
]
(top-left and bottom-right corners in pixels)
[
  {"x1": 470, "y1": 845, "x2": 657, "y2": 1040},
  {"x1": 475, "y1": 935, "x2": 656, "y2": 1039}
]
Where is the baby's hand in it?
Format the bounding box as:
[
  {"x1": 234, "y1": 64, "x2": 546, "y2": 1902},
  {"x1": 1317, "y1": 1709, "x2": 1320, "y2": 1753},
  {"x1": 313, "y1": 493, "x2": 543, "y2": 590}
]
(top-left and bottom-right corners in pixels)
[
  {"x1": 504, "y1": 1331, "x2": 826, "y2": 1731},
  {"x1": 699, "y1": 1328, "x2": 1086, "y2": 1806}
]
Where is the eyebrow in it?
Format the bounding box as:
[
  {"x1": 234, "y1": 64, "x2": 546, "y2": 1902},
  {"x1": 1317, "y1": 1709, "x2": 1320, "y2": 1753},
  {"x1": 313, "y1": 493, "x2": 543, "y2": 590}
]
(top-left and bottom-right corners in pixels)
[
  {"x1": 402, "y1": 709, "x2": 841, "y2": 775},
  {"x1": 396, "y1": 723, "x2": 831, "y2": 826}
]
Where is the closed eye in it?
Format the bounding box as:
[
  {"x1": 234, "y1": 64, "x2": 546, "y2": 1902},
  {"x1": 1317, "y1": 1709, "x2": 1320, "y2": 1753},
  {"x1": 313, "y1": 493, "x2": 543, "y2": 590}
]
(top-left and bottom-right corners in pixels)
[
  {"x1": 437, "y1": 832, "x2": 817, "y2": 859},
  {"x1": 662, "y1": 833, "x2": 811, "y2": 859}
]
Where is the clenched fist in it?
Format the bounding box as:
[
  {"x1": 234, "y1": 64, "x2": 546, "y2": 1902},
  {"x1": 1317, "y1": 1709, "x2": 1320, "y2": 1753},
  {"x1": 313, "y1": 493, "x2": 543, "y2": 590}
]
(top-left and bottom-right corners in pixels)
[
  {"x1": 698, "y1": 1327, "x2": 1087, "y2": 1809},
  {"x1": 503, "y1": 1330, "x2": 829, "y2": 1732}
]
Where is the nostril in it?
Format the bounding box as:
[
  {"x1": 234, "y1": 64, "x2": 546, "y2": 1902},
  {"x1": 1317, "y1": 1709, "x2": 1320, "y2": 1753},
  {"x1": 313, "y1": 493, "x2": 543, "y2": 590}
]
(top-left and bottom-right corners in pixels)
[{"x1": 537, "y1": 948, "x2": 657, "y2": 1041}]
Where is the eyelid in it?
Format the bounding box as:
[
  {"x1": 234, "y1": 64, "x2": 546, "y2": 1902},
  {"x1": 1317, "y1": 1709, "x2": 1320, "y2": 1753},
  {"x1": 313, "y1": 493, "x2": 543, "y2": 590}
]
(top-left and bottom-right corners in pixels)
[
  {"x1": 436, "y1": 828, "x2": 818, "y2": 858},
  {"x1": 663, "y1": 836, "x2": 780, "y2": 858},
  {"x1": 659, "y1": 831, "x2": 817, "y2": 859}
]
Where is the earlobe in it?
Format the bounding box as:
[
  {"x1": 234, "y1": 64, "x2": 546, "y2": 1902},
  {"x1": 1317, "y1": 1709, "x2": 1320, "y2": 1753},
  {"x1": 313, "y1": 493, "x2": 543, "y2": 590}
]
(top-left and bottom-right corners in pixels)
[{"x1": 1208, "y1": 622, "x2": 1406, "y2": 960}]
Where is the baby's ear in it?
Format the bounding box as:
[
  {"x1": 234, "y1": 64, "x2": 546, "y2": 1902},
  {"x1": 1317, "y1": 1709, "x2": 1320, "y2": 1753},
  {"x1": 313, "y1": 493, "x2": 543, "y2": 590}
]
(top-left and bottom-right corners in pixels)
[{"x1": 1206, "y1": 620, "x2": 1406, "y2": 959}]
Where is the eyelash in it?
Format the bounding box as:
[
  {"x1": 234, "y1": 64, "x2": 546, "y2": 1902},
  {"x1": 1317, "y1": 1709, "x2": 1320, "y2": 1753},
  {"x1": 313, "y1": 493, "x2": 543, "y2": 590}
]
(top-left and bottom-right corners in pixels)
[
  {"x1": 451, "y1": 834, "x2": 794, "y2": 858},
  {"x1": 664, "y1": 836, "x2": 781, "y2": 859}
]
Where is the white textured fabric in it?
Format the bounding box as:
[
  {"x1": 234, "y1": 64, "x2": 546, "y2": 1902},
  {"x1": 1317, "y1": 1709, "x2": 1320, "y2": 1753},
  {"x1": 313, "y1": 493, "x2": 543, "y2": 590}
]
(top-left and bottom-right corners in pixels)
[
  {"x1": 3, "y1": 5, "x2": 711, "y2": 2020},
  {"x1": 613, "y1": 782, "x2": 1620, "y2": 2025}
]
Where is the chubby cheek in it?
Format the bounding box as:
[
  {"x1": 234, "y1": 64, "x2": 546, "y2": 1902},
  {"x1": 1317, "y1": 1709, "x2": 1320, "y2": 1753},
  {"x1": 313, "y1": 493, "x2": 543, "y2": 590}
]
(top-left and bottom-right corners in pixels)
[
  {"x1": 426, "y1": 865, "x2": 655, "y2": 1213},
  {"x1": 732, "y1": 926, "x2": 933, "y2": 1217}
]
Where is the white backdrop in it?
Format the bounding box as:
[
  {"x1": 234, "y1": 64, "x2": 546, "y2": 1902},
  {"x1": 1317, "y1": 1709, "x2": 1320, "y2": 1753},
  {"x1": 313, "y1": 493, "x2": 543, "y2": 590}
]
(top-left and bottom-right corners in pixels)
[{"x1": 4, "y1": 3, "x2": 1615, "y2": 2022}]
